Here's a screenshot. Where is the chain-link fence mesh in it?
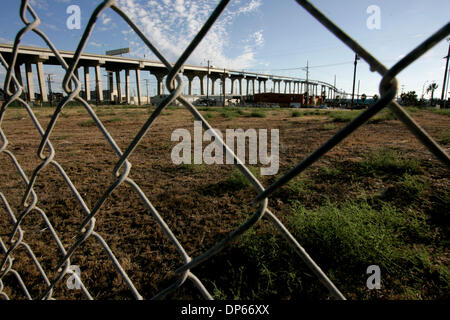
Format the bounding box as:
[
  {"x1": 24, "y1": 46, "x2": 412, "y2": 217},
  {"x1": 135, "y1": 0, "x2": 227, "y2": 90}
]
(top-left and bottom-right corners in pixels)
[{"x1": 0, "y1": 0, "x2": 449, "y2": 300}]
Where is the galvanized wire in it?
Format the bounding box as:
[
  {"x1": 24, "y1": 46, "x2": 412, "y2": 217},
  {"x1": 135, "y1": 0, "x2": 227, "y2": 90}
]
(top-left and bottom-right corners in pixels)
[{"x1": 0, "y1": 0, "x2": 449, "y2": 301}]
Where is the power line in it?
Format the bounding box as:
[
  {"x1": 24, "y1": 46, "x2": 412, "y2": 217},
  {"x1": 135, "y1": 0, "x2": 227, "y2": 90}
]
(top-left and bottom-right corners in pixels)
[{"x1": 248, "y1": 60, "x2": 354, "y2": 72}]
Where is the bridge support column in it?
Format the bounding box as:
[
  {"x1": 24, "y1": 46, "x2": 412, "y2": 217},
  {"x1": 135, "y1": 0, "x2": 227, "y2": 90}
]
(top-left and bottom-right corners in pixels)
[
  {"x1": 230, "y1": 79, "x2": 235, "y2": 95},
  {"x1": 238, "y1": 78, "x2": 243, "y2": 96},
  {"x1": 95, "y1": 65, "x2": 103, "y2": 102},
  {"x1": 36, "y1": 61, "x2": 48, "y2": 103},
  {"x1": 263, "y1": 80, "x2": 267, "y2": 93},
  {"x1": 187, "y1": 76, "x2": 194, "y2": 96},
  {"x1": 14, "y1": 64, "x2": 23, "y2": 88},
  {"x1": 135, "y1": 69, "x2": 142, "y2": 105},
  {"x1": 68, "y1": 68, "x2": 80, "y2": 92},
  {"x1": 115, "y1": 70, "x2": 122, "y2": 103},
  {"x1": 200, "y1": 75, "x2": 205, "y2": 95},
  {"x1": 125, "y1": 69, "x2": 131, "y2": 104},
  {"x1": 155, "y1": 74, "x2": 164, "y2": 96},
  {"x1": 211, "y1": 78, "x2": 217, "y2": 95},
  {"x1": 25, "y1": 63, "x2": 35, "y2": 102},
  {"x1": 84, "y1": 66, "x2": 91, "y2": 101},
  {"x1": 222, "y1": 77, "x2": 226, "y2": 103},
  {"x1": 107, "y1": 71, "x2": 114, "y2": 101}
]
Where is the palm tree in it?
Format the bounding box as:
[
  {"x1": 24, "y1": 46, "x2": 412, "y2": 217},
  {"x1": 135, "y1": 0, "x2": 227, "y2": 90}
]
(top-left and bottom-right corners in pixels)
[
  {"x1": 361, "y1": 93, "x2": 367, "y2": 104},
  {"x1": 426, "y1": 82, "x2": 438, "y2": 101}
]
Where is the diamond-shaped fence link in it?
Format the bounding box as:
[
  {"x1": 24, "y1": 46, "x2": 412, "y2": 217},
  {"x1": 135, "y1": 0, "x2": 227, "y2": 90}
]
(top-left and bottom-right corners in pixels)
[{"x1": 0, "y1": 0, "x2": 449, "y2": 300}]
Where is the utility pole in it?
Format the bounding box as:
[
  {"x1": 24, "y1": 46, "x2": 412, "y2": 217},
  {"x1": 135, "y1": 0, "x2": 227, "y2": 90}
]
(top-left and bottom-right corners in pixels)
[
  {"x1": 47, "y1": 73, "x2": 54, "y2": 107},
  {"x1": 440, "y1": 38, "x2": 450, "y2": 107},
  {"x1": 305, "y1": 60, "x2": 309, "y2": 106},
  {"x1": 206, "y1": 60, "x2": 210, "y2": 101},
  {"x1": 357, "y1": 79, "x2": 360, "y2": 103},
  {"x1": 351, "y1": 53, "x2": 360, "y2": 109},
  {"x1": 444, "y1": 71, "x2": 450, "y2": 108},
  {"x1": 333, "y1": 74, "x2": 336, "y2": 100},
  {"x1": 144, "y1": 79, "x2": 150, "y2": 104},
  {"x1": 222, "y1": 68, "x2": 226, "y2": 107}
]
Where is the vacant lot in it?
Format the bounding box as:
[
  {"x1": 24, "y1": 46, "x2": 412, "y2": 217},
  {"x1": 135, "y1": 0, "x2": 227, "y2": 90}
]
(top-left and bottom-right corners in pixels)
[{"x1": 0, "y1": 105, "x2": 449, "y2": 300}]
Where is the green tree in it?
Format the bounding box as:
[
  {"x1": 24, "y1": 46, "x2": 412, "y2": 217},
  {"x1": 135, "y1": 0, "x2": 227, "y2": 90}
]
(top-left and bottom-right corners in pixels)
[
  {"x1": 372, "y1": 94, "x2": 379, "y2": 102},
  {"x1": 400, "y1": 91, "x2": 418, "y2": 106}
]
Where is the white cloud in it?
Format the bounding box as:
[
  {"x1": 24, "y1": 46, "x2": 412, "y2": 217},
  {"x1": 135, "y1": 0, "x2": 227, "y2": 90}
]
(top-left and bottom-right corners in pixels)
[
  {"x1": 29, "y1": 0, "x2": 48, "y2": 10},
  {"x1": 237, "y1": 0, "x2": 262, "y2": 14},
  {"x1": 0, "y1": 37, "x2": 12, "y2": 44},
  {"x1": 117, "y1": 0, "x2": 264, "y2": 69},
  {"x1": 89, "y1": 41, "x2": 103, "y2": 48},
  {"x1": 251, "y1": 30, "x2": 264, "y2": 47},
  {"x1": 101, "y1": 13, "x2": 112, "y2": 25}
]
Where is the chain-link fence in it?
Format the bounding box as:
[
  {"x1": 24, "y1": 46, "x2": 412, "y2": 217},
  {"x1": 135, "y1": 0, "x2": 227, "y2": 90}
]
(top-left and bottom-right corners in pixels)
[{"x1": 0, "y1": 0, "x2": 449, "y2": 300}]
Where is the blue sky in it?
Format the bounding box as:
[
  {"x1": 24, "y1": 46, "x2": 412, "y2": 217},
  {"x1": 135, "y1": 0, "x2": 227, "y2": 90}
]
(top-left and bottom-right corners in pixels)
[{"x1": 0, "y1": 0, "x2": 449, "y2": 98}]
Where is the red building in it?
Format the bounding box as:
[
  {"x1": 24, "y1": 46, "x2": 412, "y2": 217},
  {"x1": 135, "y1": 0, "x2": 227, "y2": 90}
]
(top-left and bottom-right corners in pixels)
[{"x1": 253, "y1": 93, "x2": 323, "y2": 107}]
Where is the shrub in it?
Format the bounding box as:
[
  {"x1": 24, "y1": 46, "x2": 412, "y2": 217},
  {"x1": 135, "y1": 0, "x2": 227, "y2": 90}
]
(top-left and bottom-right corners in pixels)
[
  {"x1": 328, "y1": 110, "x2": 361, "y2": 122},
  {"x1": 292, "y1": 110, "x2": 303, "y2": 117},
  {"x1": 359, "y1": 148, "x2": 421, "y2": 176},
  {"x1": 246, "y1": 111, "x2": 266, "y2": 118},
  {"x1": 226, "y1": 166, "x2": 260, "y2": 189}
]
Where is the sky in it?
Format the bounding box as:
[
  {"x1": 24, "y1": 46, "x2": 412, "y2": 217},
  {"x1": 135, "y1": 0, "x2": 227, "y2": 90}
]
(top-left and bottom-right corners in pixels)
[{"x1": 0, "y1": 0, "x2": 449, "y2": 99}]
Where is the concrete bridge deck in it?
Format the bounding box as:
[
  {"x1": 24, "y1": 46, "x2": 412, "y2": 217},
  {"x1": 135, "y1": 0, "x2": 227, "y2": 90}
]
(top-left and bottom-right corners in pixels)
[{"x1": 0, "y1": 43, "x2": 340, "y2": 104}]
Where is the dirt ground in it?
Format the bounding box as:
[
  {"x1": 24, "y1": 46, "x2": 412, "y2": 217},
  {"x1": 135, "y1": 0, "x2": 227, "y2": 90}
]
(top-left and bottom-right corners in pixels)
[{"x1": 0, "y1": 104, "x2": 448, "y2": 300}]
